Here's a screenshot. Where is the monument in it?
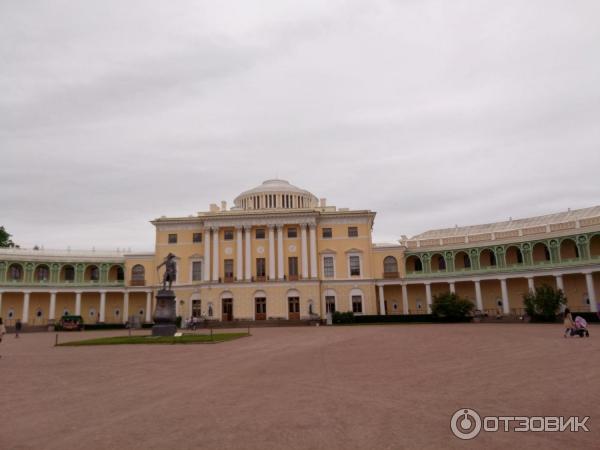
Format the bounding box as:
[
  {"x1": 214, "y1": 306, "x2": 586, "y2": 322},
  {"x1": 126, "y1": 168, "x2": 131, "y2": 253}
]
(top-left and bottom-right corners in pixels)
[{"x1": 152, "y1": 253, "x2": 178, "y2": 336}]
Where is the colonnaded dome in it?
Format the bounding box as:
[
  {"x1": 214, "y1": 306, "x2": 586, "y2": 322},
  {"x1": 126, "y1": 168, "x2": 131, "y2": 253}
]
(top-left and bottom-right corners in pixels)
[{"x1": 233, "y1": 179, "x2": 319, "y2": 210}]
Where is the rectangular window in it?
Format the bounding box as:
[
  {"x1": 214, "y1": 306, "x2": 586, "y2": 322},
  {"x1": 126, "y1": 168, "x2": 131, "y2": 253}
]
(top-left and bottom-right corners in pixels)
[
  {"x1": 224, "y1": 229, "x2": 234, "y2": 241},
  {"x1": 256, "y1": 258, "x2": 266, "y2": 278},
  {"x1": 192, "y1": 300, "x2": 202, "y2": 317},
  {"x1": 323, "y1": 256, "x2": 334, "y2": 278},
  {"x1": 322, "y1": 228, "x2": 332, "y2": 239},
  {"x1": 349, "y1": 255, "x2": 361, "y2": 276},
  {"x1": 192, "y1": 233, "x2": 202, "y2": 243},
  {"x1": 352, "y1": 295, "x2": 363, "y2": 313},
  {"x1": 288, "y1": 257, "x2": 298, "y2": 279},
  {"x1": 288, "y1": 297, "x2": 300, "y2": 313},
  {"x1": 224, "y1": 259, "x2": 234, "y2": 281},
  {"x1": 168, "y1": 233, "x2": 177, "y2": 244},
  {"x1": 287, "y1": 227, "x2": 298, "y2": 238},
  {"x1": 192, "y1": 261, "x2": 202, "y2": 281},
  {"x1": 348, "y1": 226, "x2": 358, "y2": 237},
  {"x1": 255, "y1": 228, "x2": 265, "y2": 239},
  {"x1": 326, "y1": 296, "x2": 336, "y2": 313},
  {"x1": 255, "y1": 297, "x2": 266, "y2": 314}
]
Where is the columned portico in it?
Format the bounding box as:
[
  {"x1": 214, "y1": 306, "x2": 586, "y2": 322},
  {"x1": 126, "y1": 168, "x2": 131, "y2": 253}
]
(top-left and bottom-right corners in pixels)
[
  {"x1": 203, "y1": 227, "x2": 211, "y2": 282},
  {"x1": 555, "y1": 274, "x2": 564, "y2": 292},
  {"x1": 500, "y1": 278, "x2": 510, "y2": 315},
  {"x1": 212, "y1": 227, "x2": 219, "y2": 281},
  {"x1": 301, "y1": 224, "x2": 309, "y2": 279},
  {"x1": 145, "y1": 291, "x2": 152, "y2": 322},
  {"x1": 309, "y1": 224, "x2": 318, "y2": 279},
  {"x1": 268, "y1": 225, "x2": 276, "y2": 280},
  {"x1": 99, "y1": 291, "x2": 107, "y2": 322},
  {"x1": 584, "y1": 272, "x2": 598, "y2": 312},
  {"x1": 378, "y1": 285, "x2": 386, "y2": 315},
  {"x1": 236, "y1": 227, "x2": 243, "y2": 281},
  {"x1": 244, "y1": 227, "x2": 252, "y2": 281},
  {"x1": 425, "y1": 283, "x2": 432, "y2": 313},
  {"x1": 527, "y1": 277, "x2": 535, "y2": 293},
  {"x1": 49, "y1": 291, "x2": 57, "y2": 321},
  {"x1": 75, "y1": 291, "x2": 82, "y2": 316},
  {"x1": 474, "y1": 280, "x2": 483, "y2": 311},
  {"x1": 401, "y1": 284, "x2": 409, "y2": 314},
  {"x1": 276, "y1": 225, "x2": 284, "y2": 280},
  {"x1": 23, "y1": 291, "x2": 30, "y2": 324}
]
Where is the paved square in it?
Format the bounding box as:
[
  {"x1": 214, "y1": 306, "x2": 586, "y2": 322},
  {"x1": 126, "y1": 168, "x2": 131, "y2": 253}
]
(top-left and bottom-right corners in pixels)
[{"x1": 1, "y1": 324, "x2": 598, "y2": 449}]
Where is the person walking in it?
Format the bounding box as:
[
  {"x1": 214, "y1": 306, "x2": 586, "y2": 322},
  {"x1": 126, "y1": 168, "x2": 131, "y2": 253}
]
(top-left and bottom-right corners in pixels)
[
  {"x1": 563, "y1": 308, "x2": 574, "y2": 338},
  {"x1": 15, "y1": 318, "x2": 22, "y2": 338},
  {"x1": 0, "y1": 318, "x2": 6, "y2": 358}
]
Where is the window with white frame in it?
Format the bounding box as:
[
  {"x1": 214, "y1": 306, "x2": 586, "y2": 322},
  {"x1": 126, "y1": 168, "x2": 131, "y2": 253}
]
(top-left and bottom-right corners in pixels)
[
  {"x1": 349, "y1": 255, "x2": 361, "y2": 276},
  {"x1": 325, "y1": 295, "x2": 336, "y2": 313},
  {"x1": 191, "y1": 261, "x2": 202, "y2": 281},
  {"x1": 352, "y1": 295, "x2": 363, "y2": 313},
  {"x1": 323, "y1": 256, "x2": 335, "y2": 278}
]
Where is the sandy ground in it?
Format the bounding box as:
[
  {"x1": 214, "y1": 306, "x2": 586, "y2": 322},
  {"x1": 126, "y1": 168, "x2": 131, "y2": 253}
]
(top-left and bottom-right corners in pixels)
[{"x1": 0, "y1": 324, "x2": 598, "y2": 450}]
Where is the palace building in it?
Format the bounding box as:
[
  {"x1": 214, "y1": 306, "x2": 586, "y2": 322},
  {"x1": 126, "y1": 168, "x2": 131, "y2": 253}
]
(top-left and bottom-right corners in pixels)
[{"x1": 1, "y1": 179, "x2": 599, "y2": 326}]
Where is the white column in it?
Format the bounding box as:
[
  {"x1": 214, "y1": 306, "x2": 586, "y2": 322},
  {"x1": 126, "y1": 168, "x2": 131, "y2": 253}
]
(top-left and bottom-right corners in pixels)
[
  {"x1": 203, "y1": 228, "x2": 211, "y2": 282},
  {"x1": 500, "y1": 278, "x2": 510, "y2": 315},
  {"x1": 145, "y1": 291, "x2": 152, "y2": 322},
  {"x1": 425, "y1": 283, "x2": 432, "y2": 313},
  {"x1": 309, "y1": 224, "x2": 318, "y2": 279},
  {"x1": 244, "y1": 227, "x2": 252, "y2": 281},
  {"x1": 212, "y1": 227, "x2": 219, "y2": 281},
  {"x1": 49, "y1": 291, "x2": 57, "y2": 321},
  {"x1": 277, "y1": 225, "x2": 284, "y2": 280},
  {"x1": 401, "y1": 284, "x2": 409, "y2": 314},
  {"x1": 555, "y1": 274, "x2": 564, "y2": 292},
  {"x1": 236, "y1": 227, "x2": 243, "y2": 281},
  {"x1": 449, "y1": 282, "x2": 456, "y2": 294},
  {"x1": 474, "y1": 280, "x2": 483, "y2": 311},
  {"x1": 527, "y1": 277, "x2": 535, "y2": 293},
  {"x1": 22, "y1": 291, "x2": 31, "y2": 324},
  {"x1": 268, "y1": 225, "x2": 276, "y2": 280},
  {"x1": 122, "y1": 291, "x2": 129, "y2": 323},
  {"x1": 99, "y1": 291, "x2": 106, "y2": 322},
  {"x1": 585, "y1": 272, "x2": 598, "y2": 313},
  {"x1": 378, "y1": 285, "x2": 386, "y2": 315},
  {"x1": 300, "y1": 224, "x2": 308, "y2": 279},
  {"x1": 75, "y1": 291, "x2": 82, "y2": 316}
]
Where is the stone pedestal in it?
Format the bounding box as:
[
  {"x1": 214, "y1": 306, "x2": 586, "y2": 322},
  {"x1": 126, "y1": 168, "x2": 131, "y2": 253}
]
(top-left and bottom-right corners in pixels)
[{"x1": 152, "y1": 290, "x2": 177, "y2": 337}]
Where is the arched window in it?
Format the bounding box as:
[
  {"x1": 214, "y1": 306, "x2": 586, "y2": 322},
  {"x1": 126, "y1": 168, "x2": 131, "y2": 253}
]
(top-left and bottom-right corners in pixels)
[
  {"x1": 559, "y1": 239, "x2": 579, "y2": 260},
  {"x1": 35, "y1": 264, "x2": 50, "y2": 282},
  {"x1": 454, "y1": 251, "x2": 471, "y2": 270},
  {"x1": 406, "y1": 255, "x2": 423, "y2": 273},
  {"x1": 430, "y1": 254, "x2": 446, "y2": 272},
  {"x1": 383, "y1": 256, "x2": 398, "y2": 276},
  {"x1": 8, "y1": 264, "x2": 23, "y2": 281},
  {"x1": 532, "y1": 242, "x2": 551, "y2": 264},
  {"x1": 131, "y1": 265, "x2": 145, "y2": 281},
  {"x1": 479, "y1": 249, "x2": 496, "y2": 268},
  {"x1": 505, "y1": 246, "x2": 523, "y2": 265},
  {"x1": 85, "y1": 265, "x2": 99, "y2": 282},
  {"x1": 61, "y1": 265, "x2": 75, "y2": 282}
]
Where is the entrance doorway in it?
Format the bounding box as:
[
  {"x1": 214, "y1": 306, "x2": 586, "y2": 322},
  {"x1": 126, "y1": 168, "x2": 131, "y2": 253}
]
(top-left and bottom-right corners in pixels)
[
  {"x1": 222, "y1": 298, "x2": 233, "y2": 321},
  {"x1": 255, "y1": 297, "x2": 266, "y2": 320},
  {"x1": 288, "y1": 296, "x2": 300, "y2": 320}
]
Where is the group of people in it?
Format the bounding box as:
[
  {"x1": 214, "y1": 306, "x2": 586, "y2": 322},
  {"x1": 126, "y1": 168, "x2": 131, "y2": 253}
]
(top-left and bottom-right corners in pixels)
[{"x1": 563, "y1": 308, "x2": 590, "y2": 338}]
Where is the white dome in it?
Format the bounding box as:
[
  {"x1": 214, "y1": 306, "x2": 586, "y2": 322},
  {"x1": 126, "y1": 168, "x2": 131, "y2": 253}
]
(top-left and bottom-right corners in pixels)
[{"x1": 233, "y1": 179, "x2": 318, "y2": 211}]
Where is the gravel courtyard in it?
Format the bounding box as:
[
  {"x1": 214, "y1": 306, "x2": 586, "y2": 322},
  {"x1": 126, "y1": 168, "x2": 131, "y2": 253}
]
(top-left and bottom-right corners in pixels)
[{"x1": 1, "y1": 324, "x2": 598, "y2": 449}]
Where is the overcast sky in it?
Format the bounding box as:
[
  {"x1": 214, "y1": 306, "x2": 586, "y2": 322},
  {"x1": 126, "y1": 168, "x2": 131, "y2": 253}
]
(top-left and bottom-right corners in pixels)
[{"x1": 1, "y1": 0, "x2": 599, "y2": 251}]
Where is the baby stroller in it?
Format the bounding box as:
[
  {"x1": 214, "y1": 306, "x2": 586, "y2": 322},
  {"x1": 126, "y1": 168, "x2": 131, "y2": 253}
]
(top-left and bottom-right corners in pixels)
[{"x1": 571, "y1": 316, "x2": 590, "y2": 338}]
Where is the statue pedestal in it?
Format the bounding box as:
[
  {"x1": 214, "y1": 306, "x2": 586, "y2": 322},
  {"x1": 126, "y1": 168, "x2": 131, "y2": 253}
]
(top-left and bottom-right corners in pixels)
[{"x1": 152, "y1": 290, "x2": 177, "y2": 337}]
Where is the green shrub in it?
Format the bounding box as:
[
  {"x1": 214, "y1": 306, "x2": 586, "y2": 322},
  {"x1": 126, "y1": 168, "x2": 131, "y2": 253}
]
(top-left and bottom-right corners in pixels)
[
  {"x1": 332, "y1": 311, "x2": 355, "y2": 324},
  {"x1": 431, "y1": 292, "x2": 474, "y2": 322},
  {"x1": 523, "y1": 284, "x2": 567, "y2": 322}
]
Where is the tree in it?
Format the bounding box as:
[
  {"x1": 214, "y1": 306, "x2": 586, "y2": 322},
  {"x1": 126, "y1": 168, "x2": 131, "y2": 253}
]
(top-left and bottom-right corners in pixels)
[
  {"x1": 0, "y1": 226, "x2": 16, "y2": 248},
  {"x1": 523, "y1": 284, "x2": 567, "y2": 322},
  {"x1": 431, "y1": 292, "x2": 475, "y2": 322}
]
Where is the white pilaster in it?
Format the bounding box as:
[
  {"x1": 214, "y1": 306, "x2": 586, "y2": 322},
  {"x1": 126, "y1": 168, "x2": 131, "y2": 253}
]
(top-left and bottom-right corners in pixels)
[
  {"x1": 277, "y1": 225, "x2": 284, "y2": 280},
  {"x1": 401, "y1": 284, "x2": 409, "y2": 314},
  {"x1": 474, "y1": 280, "x2": 483, "y2": 311},
  {"x1": 244, "y1": 227, "x2": 252, "y2": 281},
  {"x1": 145, "y1": 291, "x2": 152, "y2": 322},
  {"x1": 22, "y1": 291, "x2": 30, "y2": 324},
  {"x1": 500, "y1": 279, "x2": 510, "y2": 315},
  {"x1": 236, "y1": 227, "x2": 243, "y2": 281},
  {"x1": 309, "y1": 224, "x2": 318, "y2": 279},
  {"x1": 123, "y1": 291, "x2": 129, "y2": 323},
  {"x1": 203, "y1": 228, "x2": 211, "y2": 282},
  {"x1": 425, "y1": 283, "x2": 432, "y2": 313},
  {"x1": 449, "y1": 282, "x2": 456, "y2": 294},
  {"x1": 555, "y1": 274, "x2": 564, "y2": 292},
  {"x1": 585, "y1": 272, "x2": 598, "y2": 313},
  {"x1": 300, "y1": 224, "x2": 308, "y2": 279},
  {"x1": 527, "y1": 277, "x2": 535, "y2": 293},
  {"x1": 75, "y1": 291, "x2": 82, "y2": 316},
  {"x1": 49, "y1": 291, "x2": 57, "y2": 321},
  {"x1": 212, "y1": 227, "x2": 219, "y2": 281},
  {"x1": 268, "y1": 225, "x2": 275, "y2": 280},
  {"x1": 378, "y1": 285, "x2": 386, "y2": 315},
  {"x1": 99, "y1": 291, "x2": 106, "y2": 323}
]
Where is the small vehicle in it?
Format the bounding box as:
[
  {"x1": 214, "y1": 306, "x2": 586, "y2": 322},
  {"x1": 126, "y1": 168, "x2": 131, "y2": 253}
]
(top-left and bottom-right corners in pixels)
[
  {"x1": 59, "y1": 315, "x2": 84, "y2": 331},
  {"x1": 571, "y1": 316, "x2": 590, "y2": 337}
]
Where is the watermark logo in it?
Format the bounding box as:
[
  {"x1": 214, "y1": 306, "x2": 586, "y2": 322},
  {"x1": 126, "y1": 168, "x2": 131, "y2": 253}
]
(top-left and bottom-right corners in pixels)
[{"x1": 450, "y1": 409, "x2": 590, "y2": 440}]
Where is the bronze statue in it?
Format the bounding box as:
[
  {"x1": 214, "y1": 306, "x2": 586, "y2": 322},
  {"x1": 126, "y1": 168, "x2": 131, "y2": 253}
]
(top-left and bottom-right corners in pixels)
[{"x1": 157, "y1": 253, "x2": 177, "y2": 291}]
